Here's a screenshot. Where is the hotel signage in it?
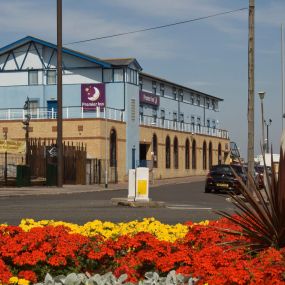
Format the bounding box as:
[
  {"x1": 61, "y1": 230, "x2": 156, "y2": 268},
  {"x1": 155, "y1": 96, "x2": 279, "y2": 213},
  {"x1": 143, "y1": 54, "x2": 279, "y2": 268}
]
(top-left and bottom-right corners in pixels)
[
  {"x1": 139, "y1": 91, "x2": 160, "y2": 106},
  {"x1": 81, "y1": 83, "x2": 105, "y2": 111}
]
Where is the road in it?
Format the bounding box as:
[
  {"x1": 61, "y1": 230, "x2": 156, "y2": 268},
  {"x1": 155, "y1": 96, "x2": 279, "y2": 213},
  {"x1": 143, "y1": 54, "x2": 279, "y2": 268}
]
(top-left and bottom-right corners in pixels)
[{"x1": 0, "y1": 181, "x2": 236, "y2": 225}]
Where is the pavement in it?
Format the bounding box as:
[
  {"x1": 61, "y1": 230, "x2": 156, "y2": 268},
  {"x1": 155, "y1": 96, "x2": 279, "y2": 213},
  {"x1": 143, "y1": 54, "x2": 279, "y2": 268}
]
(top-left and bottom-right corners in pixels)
[{"x1": 0, "y1": 175, "x2": 206, "y2": 197}]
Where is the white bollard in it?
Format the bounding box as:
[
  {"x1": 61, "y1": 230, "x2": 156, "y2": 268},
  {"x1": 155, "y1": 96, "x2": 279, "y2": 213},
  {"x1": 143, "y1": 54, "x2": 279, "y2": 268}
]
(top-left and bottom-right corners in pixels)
[
  {"x1": 128, "y1": 169, "x2": 136, "y2": 201},
  {"x1": 135, "y1": 167, "x2": 149, "y2": 202}
]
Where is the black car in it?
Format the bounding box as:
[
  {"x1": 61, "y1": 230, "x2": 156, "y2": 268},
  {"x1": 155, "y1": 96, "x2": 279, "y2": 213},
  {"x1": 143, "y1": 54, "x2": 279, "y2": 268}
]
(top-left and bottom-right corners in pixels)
[{"x1": 205, "y1": 164, "x2": 247, "y2": 193}]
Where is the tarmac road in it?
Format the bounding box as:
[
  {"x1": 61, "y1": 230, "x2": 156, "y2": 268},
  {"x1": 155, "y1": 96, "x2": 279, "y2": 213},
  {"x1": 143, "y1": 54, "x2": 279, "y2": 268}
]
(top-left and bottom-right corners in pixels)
[{"x1": 0, "y1": 180, "x2": 236, "y2": 225}]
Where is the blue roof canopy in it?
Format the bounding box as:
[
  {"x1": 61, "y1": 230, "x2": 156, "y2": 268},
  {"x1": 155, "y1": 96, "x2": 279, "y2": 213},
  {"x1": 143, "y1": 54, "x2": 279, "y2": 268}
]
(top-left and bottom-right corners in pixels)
[{"x1": 0, "y1": 36, "x2": 112, "y2": 68}]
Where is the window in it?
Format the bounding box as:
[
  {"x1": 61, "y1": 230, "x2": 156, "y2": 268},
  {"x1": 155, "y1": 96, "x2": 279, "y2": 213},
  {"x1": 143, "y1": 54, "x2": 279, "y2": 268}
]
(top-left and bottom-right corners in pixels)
[
  {"x1": 173, "y1": 137, "x2": 179, "y2": 169},
  {"x1": 131, "y1": 69, "x2": 137, "y2": 84},
  {"x1": 196, "y1": 95, "x2": 201, "y2": 106},
  {"x1": 139, "y1": 77, "x2": 143, "y2": 90},
  {"x1": 218, "y1": 143, "x2": 222, "y2": 165},
  {"x1": 152, "y1": 81, "x2": 157, "y2": 95},
  {"x1": 161, "y1": 109, "x2": 165, "y2": 125},
  {"x1": 179, "y1": 89, "x2": 183, "y2": 101},
  {"x1": 114, "y1": 69, "x2": 124, "y2": 82},
  {"x1": 152, "y1": 107, "x2": 157, "y2": 123},
  {"x1": 127, "y1": 69, "x2": 131, "y2": 83},
  {"x1": 209, "y1": 142, "x2": 213, "y2": 169},
  {"x1": 126, "y1": 69, "x2": 137, "y2": 84},
  {"x1": 110, "y1": 129, "x2": 117, "y2": 167},
  {"x1": 47, "y1": 70, "x2": 56, "y2": 85},
  {"x1": 212, "y1": 120, "x2": 216, "y2": 129},
  {"x1": 192, "y1": 139, "x2": 197, "y2": 169},
  {"x1": 173, "y1": 112, "x2": 177, "y2": 121},
  {"x1": 28, "y1": 70, "x2": 38, "y2": 85},
  {"x1": 103, "y1": 69, "x2": 113, "y2": 82},
  {"x1": 212, "y1": 99, "x2": 216, "y2": 110},
  {"x1": 185, "y1": 138, "x2": 190, "y2": 169},
  {"x1": 152, "y1": 134, "x2": 158, "y2": 168},
  {"x1": 165, "y1": 136, "x2": 171, "y2": 169},
  {"x1": 139, "y1": 105, "x2": 143, "y2": 116},
  {"x1": 191, "y1": 116, "x2": 195, "y2": 131},
  {"x1": 197, "y1": 117, "x2": 201, "y2": 132},
  {"x1": 207, "y1": 119, "x2": 210, "y2": 132},
  {"x1": 160, "y1": 83, "x2": 165, "y2": 97},
  {"x1": 203, "y1": 141, "x2": 207, "y2": 170},
  {"x1": 206, "y1": 98, "x2": 210, "y2": 109},
  {"x1": 173, "y1": 87, "x2": 177, "y2": 100},
  {"x1": 29, "y1": 99, "x2": 39, "y2": 118},
  {"x1": 180, "y1": 113, "x2": 184, "y2": 123},
  {"x1": 191, "y1": 94, "x2": 195, "y2": 104}
]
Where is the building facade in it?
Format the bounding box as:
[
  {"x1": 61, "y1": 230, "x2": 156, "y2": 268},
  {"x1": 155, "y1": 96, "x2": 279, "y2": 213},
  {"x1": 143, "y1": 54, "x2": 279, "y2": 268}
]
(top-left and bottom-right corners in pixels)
[{"x1": 0, "y1": 36, "x2": 230, "y2": 182}]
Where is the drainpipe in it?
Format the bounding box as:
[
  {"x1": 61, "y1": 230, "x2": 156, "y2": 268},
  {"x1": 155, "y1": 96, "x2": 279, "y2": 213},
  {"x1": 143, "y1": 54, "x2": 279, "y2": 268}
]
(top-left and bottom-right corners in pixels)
[{"x1": 203, "y1": 96, "x2": 206, "y2": 126}]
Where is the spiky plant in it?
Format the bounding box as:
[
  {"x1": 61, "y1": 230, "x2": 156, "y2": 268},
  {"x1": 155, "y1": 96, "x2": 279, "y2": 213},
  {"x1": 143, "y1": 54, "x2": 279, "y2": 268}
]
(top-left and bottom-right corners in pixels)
[{"x1": 216, "y1": 132, "x2": 285, "y2": 252}]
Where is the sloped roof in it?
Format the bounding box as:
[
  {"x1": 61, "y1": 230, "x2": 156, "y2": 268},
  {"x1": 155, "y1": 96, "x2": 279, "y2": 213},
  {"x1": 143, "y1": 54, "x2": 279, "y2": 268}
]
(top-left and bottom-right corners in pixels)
[
  {"x1": 141, "y1": 72, "x2": 223, "y2": 101},
  {"x1": 103, "y1": 58, "x2": 142, "y2": 70},
  {"x1": 0, "y1": 36, "x2": 112, "y2": 68}
]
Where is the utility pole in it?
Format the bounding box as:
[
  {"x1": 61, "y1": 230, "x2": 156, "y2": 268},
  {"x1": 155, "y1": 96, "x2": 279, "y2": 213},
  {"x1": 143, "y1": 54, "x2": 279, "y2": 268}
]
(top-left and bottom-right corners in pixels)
[
  {"x1": 281, "y1": 24, "x2": 285, "y2": 132},
  {"x1": 57, "y1": 0, "x2": 63, "y2": 187},
  {"x1": 248, "y1": 0, "x2": 255, "y2": 177}
]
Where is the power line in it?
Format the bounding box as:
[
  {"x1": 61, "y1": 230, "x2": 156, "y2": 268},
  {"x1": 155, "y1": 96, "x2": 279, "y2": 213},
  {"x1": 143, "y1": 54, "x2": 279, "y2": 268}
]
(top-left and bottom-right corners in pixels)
[
  {"x1": 1, "y1": 7, "x2": 247, "y2": 56},
  {"x1": 65, "y1": 7, "x2": 247, "y2": 45}
]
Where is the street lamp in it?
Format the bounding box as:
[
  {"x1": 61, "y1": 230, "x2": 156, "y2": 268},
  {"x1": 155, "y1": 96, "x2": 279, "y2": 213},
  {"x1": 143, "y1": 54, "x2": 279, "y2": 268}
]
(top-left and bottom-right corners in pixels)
[
  {"x1": 264, "y1": 118, "x2": 272, "y2": 153},
  {"x1": 22, "y1": 97, "x2": 31, "y2": 165},
  {"x1": 258, "y1": 91, "x2": 266, "y2": 153}
]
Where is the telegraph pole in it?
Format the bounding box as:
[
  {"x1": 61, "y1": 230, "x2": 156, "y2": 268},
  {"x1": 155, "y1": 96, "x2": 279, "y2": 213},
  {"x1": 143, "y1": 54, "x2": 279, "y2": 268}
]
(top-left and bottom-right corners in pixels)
[
  {"x1": 248, "y1": 0, "x2": 255, "y2": 176},
  {"x1": 57, "y1": 0, "x2": 63, "y2": 187}
]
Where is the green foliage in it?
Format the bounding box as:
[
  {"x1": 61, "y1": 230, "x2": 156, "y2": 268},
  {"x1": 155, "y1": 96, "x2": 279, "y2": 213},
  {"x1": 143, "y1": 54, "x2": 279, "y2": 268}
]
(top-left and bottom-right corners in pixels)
[{"x1": 216, "y1": 133, "x2": 285, "y2": 252}]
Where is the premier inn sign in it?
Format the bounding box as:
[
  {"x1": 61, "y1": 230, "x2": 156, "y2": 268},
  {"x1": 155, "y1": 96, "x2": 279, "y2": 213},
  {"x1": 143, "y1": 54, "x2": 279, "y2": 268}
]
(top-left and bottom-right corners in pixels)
[
  {"x1": 81, "y1": 83, "x2": 105, "y2": 111},
  {"x1": 139, "y1": 91, "x2": 160, "y2": 106}
]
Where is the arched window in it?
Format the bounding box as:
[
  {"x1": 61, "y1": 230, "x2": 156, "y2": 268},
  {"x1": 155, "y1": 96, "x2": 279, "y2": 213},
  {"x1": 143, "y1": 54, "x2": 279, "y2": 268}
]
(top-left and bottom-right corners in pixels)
[
  {"x1": 110, "y1": 129, "x2": 117, "y2": 167},
  {"x1": 209, "y1": 142, "x2": 213, "y2": 169},
  {"x1": 165, "y1": 136, "x2": 171, "y2": 169},
  {"x1": 152, "y1": 134, "x2": 158, "y2": 168},
  {"x1": 185, "y1": 138, "x2": 190, "y2": 169},
  {"x1": 203, "y1": 141, "x2": 207, "y2": 170},
  {"x1": 174, "y1": 137, "x2": 179, "y2": 169},
  {"x1": 192, "y1": 139, "x2": 196, "y2": 169},
  {"x1": 218, "y1": 143, "x2": 222, "y2": 165}
]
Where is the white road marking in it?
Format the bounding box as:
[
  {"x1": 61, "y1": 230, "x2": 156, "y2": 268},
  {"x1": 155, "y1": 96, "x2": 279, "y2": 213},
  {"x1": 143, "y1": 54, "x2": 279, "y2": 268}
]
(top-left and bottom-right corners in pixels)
[{"x1": 166, "y1": 205, "x2": 212, "y2": 210}]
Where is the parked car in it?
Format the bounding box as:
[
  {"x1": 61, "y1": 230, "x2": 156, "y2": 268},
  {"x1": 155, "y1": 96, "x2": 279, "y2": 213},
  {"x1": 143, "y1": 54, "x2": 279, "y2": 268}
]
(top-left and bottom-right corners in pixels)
[{"x1": 205, "y1": 164, "x2": 247, "y2": 194}]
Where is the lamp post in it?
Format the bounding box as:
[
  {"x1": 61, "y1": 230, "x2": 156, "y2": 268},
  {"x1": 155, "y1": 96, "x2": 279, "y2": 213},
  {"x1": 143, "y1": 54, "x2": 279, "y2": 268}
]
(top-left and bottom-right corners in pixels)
[
  {"x1": 264, "y1": 118, "x2": 272, "y2": 153},
  {"x1": 23, "y1": 97, "x2": 31, "y2": 165},
  {"x1": 258, "y1": 91, "x2": 266, "y2": 153}
]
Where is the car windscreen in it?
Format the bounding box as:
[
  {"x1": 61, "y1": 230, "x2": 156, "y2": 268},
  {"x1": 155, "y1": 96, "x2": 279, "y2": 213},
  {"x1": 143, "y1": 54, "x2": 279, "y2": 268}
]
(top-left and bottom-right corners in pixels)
[{"x1": 211, "y1": 165, "x2": 243, "y2": 175}]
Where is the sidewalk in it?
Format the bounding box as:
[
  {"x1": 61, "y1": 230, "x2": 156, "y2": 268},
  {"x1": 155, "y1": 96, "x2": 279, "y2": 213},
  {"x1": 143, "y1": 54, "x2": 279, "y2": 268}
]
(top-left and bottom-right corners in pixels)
[{"x1": 0, "y1": 176, "x2": 206, "y2": 197}]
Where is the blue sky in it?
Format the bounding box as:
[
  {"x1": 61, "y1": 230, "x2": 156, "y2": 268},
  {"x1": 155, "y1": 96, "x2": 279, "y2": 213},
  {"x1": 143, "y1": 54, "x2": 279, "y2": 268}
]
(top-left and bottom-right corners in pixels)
[{"x1": 1, "y1": 0, "x2": 285, "y2": 158}]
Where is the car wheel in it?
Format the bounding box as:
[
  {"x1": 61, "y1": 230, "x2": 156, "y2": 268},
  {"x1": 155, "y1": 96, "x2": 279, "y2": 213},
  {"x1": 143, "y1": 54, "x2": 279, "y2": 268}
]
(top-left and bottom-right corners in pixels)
[{"x1": 205, "y1": 188, "x2": 211, "y2": 193}]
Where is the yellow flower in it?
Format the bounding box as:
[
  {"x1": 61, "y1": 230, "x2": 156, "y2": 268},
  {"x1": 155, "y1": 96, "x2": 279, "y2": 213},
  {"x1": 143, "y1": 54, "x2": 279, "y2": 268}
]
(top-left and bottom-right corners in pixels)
[
  {"x1": 18, "y1": 279, "x2": 30, "y2": 285},
  {"x1": 9, "y1": 277, "x2": 18, "y2": 284}
]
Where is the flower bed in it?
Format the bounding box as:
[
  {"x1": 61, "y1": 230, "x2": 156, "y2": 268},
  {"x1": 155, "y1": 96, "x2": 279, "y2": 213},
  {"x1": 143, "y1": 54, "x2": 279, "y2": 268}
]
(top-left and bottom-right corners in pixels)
[{"x1": 0, "y1": 217, "x2": 284, "y2": 285}]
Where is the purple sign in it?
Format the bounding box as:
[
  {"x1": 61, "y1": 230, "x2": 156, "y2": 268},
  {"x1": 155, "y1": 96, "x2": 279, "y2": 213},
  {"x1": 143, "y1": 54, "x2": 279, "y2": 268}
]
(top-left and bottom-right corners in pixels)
[
  {"x1": 139, "y1": 91, "x2": 160, "y2": 106},
  {"x1": 81, "y1": 83, "x2": 105, "y2": 111}
]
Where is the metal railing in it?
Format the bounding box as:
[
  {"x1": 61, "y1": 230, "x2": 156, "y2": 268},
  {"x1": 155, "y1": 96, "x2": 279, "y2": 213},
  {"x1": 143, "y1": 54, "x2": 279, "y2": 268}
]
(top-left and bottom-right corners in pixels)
[
  {"x1": 0, "y1": 107, "x2": 125, "y2": 122},
  {"x1": 139, "y1": 115, "x2": 229, "y2": 139},
  {"x1": 0, "y1": 107, "x2": 229, "y2": 139}
]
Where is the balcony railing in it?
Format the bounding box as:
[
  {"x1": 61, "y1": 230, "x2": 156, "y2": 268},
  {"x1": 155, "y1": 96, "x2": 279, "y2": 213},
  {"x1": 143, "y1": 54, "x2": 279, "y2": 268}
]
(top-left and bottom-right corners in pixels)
[
  {"x1": 0, "y1": 107, "x2": 229, "y2": 139},
  {"x1": 0, "y1": 106, "x2": 125, "y2": 122},
  {"x1": 139, "y1": 115, "x2": 229, "y2": 139}
]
